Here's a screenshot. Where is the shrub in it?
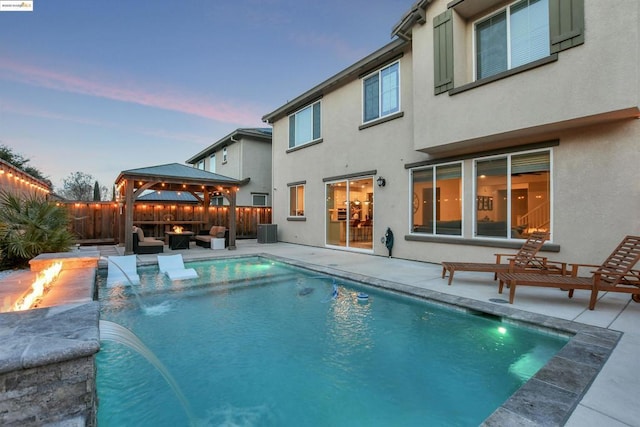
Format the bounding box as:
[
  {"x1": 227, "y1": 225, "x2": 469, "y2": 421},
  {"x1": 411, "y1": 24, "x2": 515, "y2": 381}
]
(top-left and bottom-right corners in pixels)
[{"x1": 0, "y1": 191, "x2": 74, "y2": 268}]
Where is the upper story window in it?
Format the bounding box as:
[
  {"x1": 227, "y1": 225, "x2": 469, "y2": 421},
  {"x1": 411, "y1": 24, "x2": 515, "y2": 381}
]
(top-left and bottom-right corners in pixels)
[
  {"x1": 196, "y1": 160, "x2": 205, "y2": 170},
  {"x1": 433, "y1": 0, "x2": 584, "y2": 94},
  {"x1": 363, "y1": 62, "x2": 400, "y2": 123},
  {"x1": 222, "y1": 147, "x2": 228, "y2": 163},
  {"x1": 209, "y1": 154, "x2": 216, "y2": 173},
  {"x1": 289, "y1": 101, "x2": 321, "y2": 149},
  {"x1": 475, "y1": 0, "x2": 550, "y2": 80}
]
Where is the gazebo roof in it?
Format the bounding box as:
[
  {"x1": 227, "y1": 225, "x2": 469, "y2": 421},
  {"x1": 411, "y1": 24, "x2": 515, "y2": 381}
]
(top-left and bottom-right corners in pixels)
[{"x1": 115, "y1": 162, "x2": 242, "y2": 186}]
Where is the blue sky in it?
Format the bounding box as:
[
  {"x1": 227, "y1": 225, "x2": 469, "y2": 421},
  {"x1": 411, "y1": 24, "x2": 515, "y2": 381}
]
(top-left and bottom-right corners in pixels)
[{"x1": 0, "y1": 0, "x2": 409, "y2": 192}]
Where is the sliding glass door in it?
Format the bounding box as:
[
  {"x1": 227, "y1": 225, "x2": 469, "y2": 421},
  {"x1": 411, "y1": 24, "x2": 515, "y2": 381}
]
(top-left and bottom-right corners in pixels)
[{"x1": 326, "y1": 177, "x2": 374, "y2": 250}]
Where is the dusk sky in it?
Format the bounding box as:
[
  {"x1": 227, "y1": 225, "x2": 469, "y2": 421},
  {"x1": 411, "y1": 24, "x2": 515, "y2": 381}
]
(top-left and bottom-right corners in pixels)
[{"x1": 0, "y1": 0, "x2": 409, "y2": 192}]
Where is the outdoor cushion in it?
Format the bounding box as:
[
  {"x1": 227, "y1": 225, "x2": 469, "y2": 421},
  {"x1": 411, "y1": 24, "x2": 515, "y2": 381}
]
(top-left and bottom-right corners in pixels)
[
  {"x1": 157, "y1": 254, "x2": 198, "y2": 281},
  {"x1": 107, "y1": 255, "x2": 141, "y2": 287}
]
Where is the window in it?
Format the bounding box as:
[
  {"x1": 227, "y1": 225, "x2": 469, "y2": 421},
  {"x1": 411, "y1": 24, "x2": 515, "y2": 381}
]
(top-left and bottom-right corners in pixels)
[
  {"x1": 209, "y1": 154, "x2": 216, "y2": 173},
  {"x1": 475, "y1": 0, "x2": 550, "y2": 80},
  {"x1": 411, "y1": 163, "x2": 462, "y2": 235},
  {"x1": 252, "y1": 193, "x2": 268, "y2": 206},
  {"x1": 289, "y1": 184, "x2": 305, "y2": 216},
  {"x1": 475, "y1": 150, "x2": 550, "y2": 239},
  {"x1": 433, "y1": 0, "x2": 584, "y2": 93},
  {"x1": 211, "y1": 196, "x2": 225, "y2": 206},
  {"x1": 222, "y1": 148, "x2": 228, "y2": 163},
  {"x1": 196, "y1": 160, "x2": 205, "y2": 170},
  {"x1": 363, "y1": 62, "x2": 400, "y2": 123},
  {"x1": 288, "y1": 101, "x2": 321, "y2": 148}
]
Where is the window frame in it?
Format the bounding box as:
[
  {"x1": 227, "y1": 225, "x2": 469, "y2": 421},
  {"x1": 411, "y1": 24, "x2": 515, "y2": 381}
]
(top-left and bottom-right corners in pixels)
[
  {"x1": 288, "y1": 183, "x2": 305, "y2": 217},
  {"x1": 362, "y1": 61, "x2": 401, "y2": 124},
  {"x1": 473, "y1": 0, "x2": 550, "y2": 81},
  {"x1": 252, "y1": 193, "x2": 268, "y2": 207},
  {"x1": 209, "y1": 154, "x2": 216, "y2": 173},
  {"x1": 473, "y1": 147, "x2": 553, "y2": 240},
  {"x1": 288, "y1": 100, "x2": 321, "y2": 149},
  {"x1": 410, "y1": 161, "x2": 463, "y2": 236}
]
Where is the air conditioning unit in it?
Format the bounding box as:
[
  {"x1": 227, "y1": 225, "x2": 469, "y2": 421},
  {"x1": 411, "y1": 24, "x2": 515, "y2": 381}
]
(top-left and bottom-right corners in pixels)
[{"x1": 257, "y1": 224, "x2": 277, "y2": 243}]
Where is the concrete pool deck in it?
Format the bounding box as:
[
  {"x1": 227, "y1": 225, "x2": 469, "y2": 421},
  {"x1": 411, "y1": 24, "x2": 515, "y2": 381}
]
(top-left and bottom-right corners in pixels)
[{"x1": 120, "y1": 239, "x2": 639, "y2": 427}]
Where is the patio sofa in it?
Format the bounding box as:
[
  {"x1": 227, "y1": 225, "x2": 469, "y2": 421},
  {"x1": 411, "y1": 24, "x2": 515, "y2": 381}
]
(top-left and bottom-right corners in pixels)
[
  {"x1": 195, "y1": 226, "x2": 229, "y2": 248},
  {"x1": 132, "y1": 226, "x2": 164, "y2": 254}
]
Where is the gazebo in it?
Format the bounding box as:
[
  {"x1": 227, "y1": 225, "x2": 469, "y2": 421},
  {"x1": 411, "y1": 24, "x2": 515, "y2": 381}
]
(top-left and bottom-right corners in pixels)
[{"x1": 114, "y1": 163, "x2": 246, "y2": 254}]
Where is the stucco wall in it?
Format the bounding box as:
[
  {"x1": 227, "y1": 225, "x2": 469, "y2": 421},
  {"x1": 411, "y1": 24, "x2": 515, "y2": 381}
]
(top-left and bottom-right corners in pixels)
[
  {"x1": 272, "y1": 49, "x2": 428, "y2": 254},
  {"x1": 237, "y1": 139, "x2": 272, "y2": 206},
  {"x1": 412, "y1": 0, "x2": 640, "y2": 152}
]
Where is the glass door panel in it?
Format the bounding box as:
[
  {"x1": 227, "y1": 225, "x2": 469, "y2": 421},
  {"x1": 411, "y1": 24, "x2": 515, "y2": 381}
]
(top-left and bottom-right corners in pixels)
[{"x1": 326, "y1": 177, "x2": 374, "y2": 250}]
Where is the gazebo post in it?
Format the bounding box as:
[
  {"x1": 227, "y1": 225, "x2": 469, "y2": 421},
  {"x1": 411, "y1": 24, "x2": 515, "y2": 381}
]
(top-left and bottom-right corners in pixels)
[
  {"x1": 203, "y1": 188, "x2": 211, "y2": 232},
  {"x1": 124, "y1": 179, "x2": 135, "y2": 255},
  {"x1": 228, "y1": 187, "x2": 237, "y2": 250}
]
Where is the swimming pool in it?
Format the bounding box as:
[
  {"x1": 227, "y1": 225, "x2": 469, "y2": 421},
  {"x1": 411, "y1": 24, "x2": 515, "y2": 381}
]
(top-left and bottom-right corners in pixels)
[{"x1": 97, "y1": 256, "x2": 568, "y2": 426}]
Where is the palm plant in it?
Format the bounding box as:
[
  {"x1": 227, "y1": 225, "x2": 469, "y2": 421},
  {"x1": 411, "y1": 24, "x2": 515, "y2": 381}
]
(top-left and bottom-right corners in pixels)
[{"x1": 0, "y1": 191, "x2": 74, "y2": 268}]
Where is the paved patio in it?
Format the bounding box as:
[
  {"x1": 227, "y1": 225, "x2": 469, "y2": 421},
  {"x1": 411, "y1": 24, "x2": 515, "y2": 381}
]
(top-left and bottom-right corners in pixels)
[{"x1": 115, "y1": 239, "x2": 639, "y2": 427}]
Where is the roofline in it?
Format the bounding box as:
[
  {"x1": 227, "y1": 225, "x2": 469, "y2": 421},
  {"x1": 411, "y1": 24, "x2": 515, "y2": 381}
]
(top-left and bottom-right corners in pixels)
[
  {"x1": 114, "y1": 163, "x2": 243, "y2": 186},
  {"x1": 391, "y1": 0, "x2": 432, "y2": 41},
  {"x1": 186, "y1": 128, "x2": 272, "y2": 164},
  {"x1": 261, "y1": 38, "x2": 410, "y2": 124}
]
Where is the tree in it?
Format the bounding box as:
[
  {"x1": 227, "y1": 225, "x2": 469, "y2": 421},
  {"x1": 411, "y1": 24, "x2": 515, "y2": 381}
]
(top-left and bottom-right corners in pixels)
[
  {"x1": 60, "y1": 172, "x2": 94, "y2": 201},
  {"x1": 93, "y1": 181, "x2": 101, "y2": 201},
  {"x1": 0, "y1": 191, "x2": 74, "y2": 268}
]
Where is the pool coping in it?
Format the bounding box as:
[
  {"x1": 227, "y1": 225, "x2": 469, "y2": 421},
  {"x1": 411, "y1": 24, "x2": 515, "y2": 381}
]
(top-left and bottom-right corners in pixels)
[{"x1": 253, "y1": 253, "x2": 622, "y2": 426}]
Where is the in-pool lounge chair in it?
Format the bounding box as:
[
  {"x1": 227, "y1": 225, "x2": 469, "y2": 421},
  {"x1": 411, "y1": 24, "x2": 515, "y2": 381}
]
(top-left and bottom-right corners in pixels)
[
  {"x1": 107, "y1": 255, "x2": 140, "y2": 287},
  {"x1": 157, "y1": 254, "x2": 198, "y2": 281},
  {"x1": 441, "y1": 231, "x2": 564, "y2": 285},
  {"x1": 497, "y1": 235, "x2": 640, "y2": 309}
]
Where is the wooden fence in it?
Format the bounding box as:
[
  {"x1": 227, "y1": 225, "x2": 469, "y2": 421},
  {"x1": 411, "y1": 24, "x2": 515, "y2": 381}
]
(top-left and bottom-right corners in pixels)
[{"x1": 58, "y1": 201, "x2": 272, "y2": 245}]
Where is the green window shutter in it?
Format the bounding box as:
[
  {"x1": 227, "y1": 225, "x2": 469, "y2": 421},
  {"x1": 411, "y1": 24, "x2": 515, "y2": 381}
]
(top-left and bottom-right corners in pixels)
[
  {"x1": 312, "y1": 102, "x2": 321, "y2": 140},
  {"x1": 288, "y1": 115, "x2": 295, "y2": 148},
  {"x1": 433, "y1": 9, "x2": 454, "y2": 95},
  {"x1": 549, "y1": 0, "x2": 584, "y2": 53}
]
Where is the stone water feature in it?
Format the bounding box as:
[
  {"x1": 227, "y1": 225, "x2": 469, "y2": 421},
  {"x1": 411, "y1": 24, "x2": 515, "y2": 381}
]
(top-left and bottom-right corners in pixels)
[{"x1": 0, "y1": 250, "x2": 100, "y2": 426}]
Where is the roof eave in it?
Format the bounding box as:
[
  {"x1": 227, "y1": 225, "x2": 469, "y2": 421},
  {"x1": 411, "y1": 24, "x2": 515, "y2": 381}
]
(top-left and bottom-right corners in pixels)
[
  {"x1": 185, "y1": 128, "x2": 272, "y2": 164},
  {"x1": 391, "y1": 0, "x2": 432, "y2": 41},
  {"x1": 262, "y1": 38, "x2": 410, "y2": 124}
]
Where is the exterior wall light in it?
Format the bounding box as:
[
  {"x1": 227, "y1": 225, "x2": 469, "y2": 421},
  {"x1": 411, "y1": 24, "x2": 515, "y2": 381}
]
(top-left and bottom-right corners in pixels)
[{"x1": 377, "y1": 176, "x2": 386, "y2": 187}]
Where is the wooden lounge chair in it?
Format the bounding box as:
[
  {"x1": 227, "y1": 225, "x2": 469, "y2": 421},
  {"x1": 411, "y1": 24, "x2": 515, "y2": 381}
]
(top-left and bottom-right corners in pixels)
[
  {"x1": 497, "y1": 235, "x2": 640, "y2": 309},
  {"x1": 441, "y1": 231, "x2": 563, "y2": 285}
]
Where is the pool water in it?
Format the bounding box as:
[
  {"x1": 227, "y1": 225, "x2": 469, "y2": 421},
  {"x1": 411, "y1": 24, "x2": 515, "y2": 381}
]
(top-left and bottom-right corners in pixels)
[{"x1": 97, "y1": 257, "x2": 568, "y2": 426}]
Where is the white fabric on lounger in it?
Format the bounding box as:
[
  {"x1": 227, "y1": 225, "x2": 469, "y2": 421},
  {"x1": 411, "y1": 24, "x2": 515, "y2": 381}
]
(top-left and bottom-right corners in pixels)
[
  {"x1": 107, "y1": 255, "x2": 141, "y2": 286},
  {"x1": 157, "y1": 254, "x2": 198, "y2": 281}
]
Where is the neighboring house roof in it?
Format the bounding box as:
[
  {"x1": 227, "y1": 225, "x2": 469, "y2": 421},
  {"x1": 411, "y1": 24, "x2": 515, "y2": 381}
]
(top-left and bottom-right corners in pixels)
[
  {"x1": 137, "y1": 190, "x2": 199, "y2": 203},
  {"x1": 115, "y1": 162, "x2": 243, "y2": 185},
  {"x1": 186, "y1": 127, "x2": 272, "y2": 164},
  {"x1": 262, "y1": 38, "x2": 409, "y2": 123}
]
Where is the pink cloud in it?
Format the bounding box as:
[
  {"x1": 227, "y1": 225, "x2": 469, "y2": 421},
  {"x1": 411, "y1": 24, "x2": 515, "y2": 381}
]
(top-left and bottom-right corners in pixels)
[
  {"x1": 0, "y1": 58, "x2": 263, "y2": 125},
  {"x1": 289, "y1": 32, "x2": 366, "y2": 61}
]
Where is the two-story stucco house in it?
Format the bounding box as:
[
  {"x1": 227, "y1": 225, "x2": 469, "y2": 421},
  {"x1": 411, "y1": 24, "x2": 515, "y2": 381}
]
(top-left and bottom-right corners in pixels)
[
  {"x1": 263, "y1": 0, "x2": 639, "y2": 265},
  {"x1": 186, "y1": 127, "x2": 272, "y2": 207}
]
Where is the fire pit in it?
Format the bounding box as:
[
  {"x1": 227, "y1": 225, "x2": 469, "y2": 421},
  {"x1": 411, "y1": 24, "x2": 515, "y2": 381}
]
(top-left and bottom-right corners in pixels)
[{"x1": 0, "y1": 249, "x2": 101, "y2": 426}]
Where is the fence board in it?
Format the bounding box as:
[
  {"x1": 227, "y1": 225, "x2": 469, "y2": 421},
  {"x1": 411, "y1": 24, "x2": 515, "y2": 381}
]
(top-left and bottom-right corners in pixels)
[{"x1": 58, "y1": 201, "x2": 271, "y2": 244}]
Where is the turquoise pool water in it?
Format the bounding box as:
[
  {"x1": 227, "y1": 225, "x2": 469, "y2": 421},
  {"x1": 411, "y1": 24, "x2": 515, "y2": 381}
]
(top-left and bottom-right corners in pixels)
[{"x1": 97, "y1": 256, "x2": 568, "y2": 426}]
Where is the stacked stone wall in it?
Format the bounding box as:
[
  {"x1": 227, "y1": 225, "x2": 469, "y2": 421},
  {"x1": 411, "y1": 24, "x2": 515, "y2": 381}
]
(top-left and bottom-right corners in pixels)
[{"x1": 0, "y1": 356, "x2": 96, "y2": 426}]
